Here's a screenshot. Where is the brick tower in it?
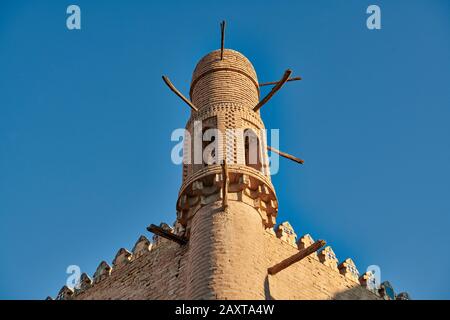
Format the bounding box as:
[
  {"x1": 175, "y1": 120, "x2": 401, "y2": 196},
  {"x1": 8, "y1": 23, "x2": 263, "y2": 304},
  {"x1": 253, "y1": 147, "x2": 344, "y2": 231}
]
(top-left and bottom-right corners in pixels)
[
  {"x1": 51, "y1": 23, "x2": 406, "y2": 301},
  {"x1": 178, "y1": 48, "x2": 277, "y2": 299}
]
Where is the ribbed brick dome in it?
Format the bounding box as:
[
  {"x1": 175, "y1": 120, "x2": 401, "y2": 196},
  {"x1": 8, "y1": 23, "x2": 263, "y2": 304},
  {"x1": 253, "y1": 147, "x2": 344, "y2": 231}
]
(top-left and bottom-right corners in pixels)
[{"x1": 189, "y1": 49, "x2": 260, "y2": 110}]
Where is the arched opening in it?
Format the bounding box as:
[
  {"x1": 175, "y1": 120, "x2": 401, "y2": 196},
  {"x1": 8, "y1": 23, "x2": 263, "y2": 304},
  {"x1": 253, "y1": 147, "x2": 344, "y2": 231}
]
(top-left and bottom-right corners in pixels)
[
  {"x1": 203, "y1": 127, "x2": 218, "y2": 166},
  {"x1": 244, "y1": 128, "x2": 262, "y2": 171}
]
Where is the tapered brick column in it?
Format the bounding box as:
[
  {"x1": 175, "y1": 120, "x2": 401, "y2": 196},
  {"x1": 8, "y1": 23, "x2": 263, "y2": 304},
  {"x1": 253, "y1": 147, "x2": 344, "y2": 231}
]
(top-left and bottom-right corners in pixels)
[{"x1": 177, "y1": 49, "x2": 278, "y2": 299}]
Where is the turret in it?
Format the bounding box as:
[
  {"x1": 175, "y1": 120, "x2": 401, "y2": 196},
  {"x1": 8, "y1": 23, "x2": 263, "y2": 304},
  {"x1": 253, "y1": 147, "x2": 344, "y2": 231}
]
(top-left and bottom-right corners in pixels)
[
  {"x1": 176, "y1": 48, "x2": 278, "y2": 236},
  {"x1": 157, "y1": 21, "x2": 307, "y2": 299}
]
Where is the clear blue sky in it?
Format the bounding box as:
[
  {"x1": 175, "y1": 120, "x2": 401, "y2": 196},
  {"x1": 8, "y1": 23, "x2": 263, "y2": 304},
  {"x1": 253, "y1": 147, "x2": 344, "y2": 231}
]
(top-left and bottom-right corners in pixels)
[{"x1": 1, "y1": 0, "x2": 449, "y2": 300}]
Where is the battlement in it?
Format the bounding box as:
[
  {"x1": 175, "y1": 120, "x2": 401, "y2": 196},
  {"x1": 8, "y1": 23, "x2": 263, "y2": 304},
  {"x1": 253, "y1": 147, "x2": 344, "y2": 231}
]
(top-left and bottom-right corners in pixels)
[
  {"x1": 51, "y1": 230, "x2": 187, "y2": 300},
  {"x1": 49, "y1": 220, "x2": 405, "y2": 300}
]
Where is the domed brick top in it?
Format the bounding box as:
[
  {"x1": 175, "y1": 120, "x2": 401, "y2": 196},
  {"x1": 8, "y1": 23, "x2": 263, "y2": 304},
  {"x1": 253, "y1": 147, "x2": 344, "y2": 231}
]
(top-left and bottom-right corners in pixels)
[{"x1": 189, "y1": 49, "x2": 260, "y2": 110}]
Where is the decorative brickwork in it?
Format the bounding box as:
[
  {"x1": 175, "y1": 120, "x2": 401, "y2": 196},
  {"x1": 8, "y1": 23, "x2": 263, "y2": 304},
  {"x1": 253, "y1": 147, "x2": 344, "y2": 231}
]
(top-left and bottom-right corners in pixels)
[
  {"x1": 338, "y1": 258, "x2": 360, "y2": 282},
  {"x1": 112, "y1": 248, "x2": 132, "y2": 268},
  {"x1": 132, "y1": 235, "x2": 152, "y2": 257},
  {"x1": 93, "y1": 261, "x2": 112, "y2": 284},
  {"x1": 77, "y1": 273, "x2": 93, "y2": 293},
  {"x1": 318, "y1": 246, "x2": 339, "y2": 271},
  {"x1": 297, "y1": 234, "x2": 319, "y2": 260},
  {"x1": 275, "y1": 221, "x2": 297, "y2": 247},
  {"x1": 56, "y1": 285, "x2": 73, "y2": 300},
  {"x1": 359, "y1": 271, "x2": 376, "y2": 289}
]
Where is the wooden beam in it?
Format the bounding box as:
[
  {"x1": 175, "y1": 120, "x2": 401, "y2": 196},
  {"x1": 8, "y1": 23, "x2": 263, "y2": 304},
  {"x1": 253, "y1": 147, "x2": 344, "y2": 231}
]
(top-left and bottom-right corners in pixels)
[
  {"x1": 253, "y1": 69, "x2": 292, "y2": 112},
  {"x1": 221, "y1": 160, "x2": 228, "y2": 209},
  {"x1": 268, "y1": 240, "x2": 326, "y2": 275},
  {"x1": 267, "y1": 146, "x2": 304, "y2": 165},
  {"x1": 147, "y1": 224, "x2": 188, "y2": 245},
  {"x1": 259, "y1": 76, "x2": 302, "y2": 87},
  {"x1": 162, "y1": 76, "x2": 198, "y2": 112},
  {"x1": 220, "y1": 21, "x2": 226, "y2": 60}
]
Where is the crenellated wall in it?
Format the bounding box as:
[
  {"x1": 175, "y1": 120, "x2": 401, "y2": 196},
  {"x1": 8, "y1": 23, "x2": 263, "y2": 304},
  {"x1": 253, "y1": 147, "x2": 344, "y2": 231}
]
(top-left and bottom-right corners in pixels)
[
  {"x1": 56, "y1": 235, "x2": 188, "y2": 300},
  {"x1": 51, "y1": 220, "x2": 385, "y2": 300},
  {"x1": 263, "y1": 227, "x2": 378, "y2": 300}
]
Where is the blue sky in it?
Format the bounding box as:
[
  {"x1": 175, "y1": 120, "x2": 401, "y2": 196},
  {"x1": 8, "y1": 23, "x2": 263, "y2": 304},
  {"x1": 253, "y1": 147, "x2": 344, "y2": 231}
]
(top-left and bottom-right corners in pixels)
[{"x1": 0, "y1": 0, "x2": 449, "y2": 300}]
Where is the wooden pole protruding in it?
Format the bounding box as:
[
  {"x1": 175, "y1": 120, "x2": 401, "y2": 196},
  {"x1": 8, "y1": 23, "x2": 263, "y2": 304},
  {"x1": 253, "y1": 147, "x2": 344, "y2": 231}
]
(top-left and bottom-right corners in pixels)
[
  {"x1": 267, "y1": 146, "x2": 304, "y2": 165},
  {"x1": 259, "y1": 76, "x2": 302, "y2": 87},
  {"x1": 221, "y1": 160, "x2": 228, "y2": 209},
  {"x1": 254, "y1": 69, "x2": 292, "y2": 112},
  {"x1": 220, "y1": 20, "x2": 226, "y2": 60},
  {"x1": 268, "y1": 240, "x2": 326, "y2": 275},
  {"x1": 147, "y1": 224, "x2": 188, "y2": 245},
  {"x1": 162, "y1": 76, "x2": 198, "y2": 112}
]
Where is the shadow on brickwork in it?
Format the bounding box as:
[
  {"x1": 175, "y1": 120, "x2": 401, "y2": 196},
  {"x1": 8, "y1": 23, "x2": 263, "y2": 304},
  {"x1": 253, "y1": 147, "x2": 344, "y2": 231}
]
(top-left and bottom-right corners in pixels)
[
  {"x1": 264, "y1": 276, "x2": 274, "y2": 300},
  {"x1": 333, "y1": 285, "x2": 380, "y2": 300},
  {"x1": 263, "y1": 274, "x2": 381, "y2": 300}
]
